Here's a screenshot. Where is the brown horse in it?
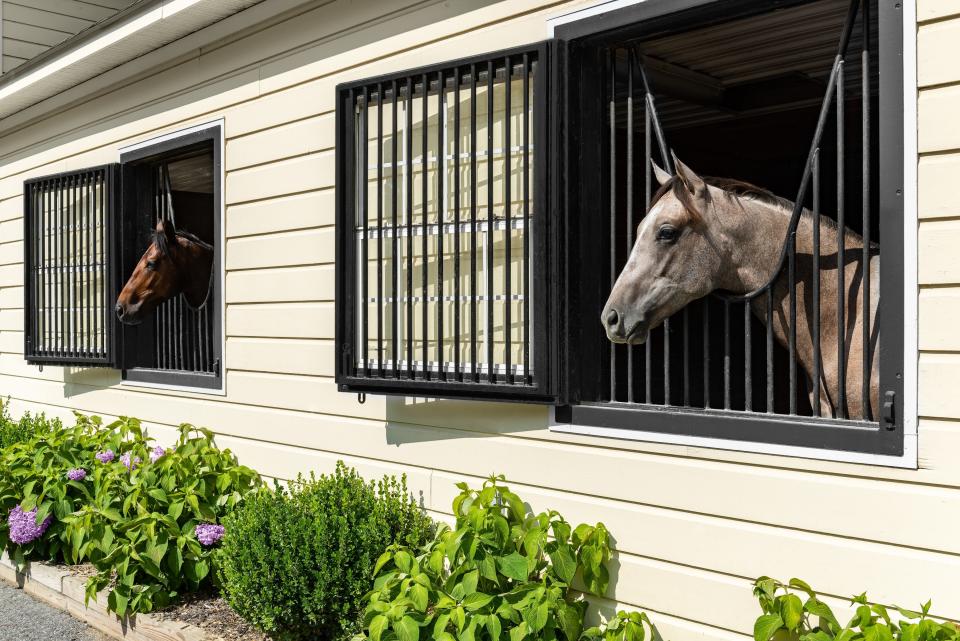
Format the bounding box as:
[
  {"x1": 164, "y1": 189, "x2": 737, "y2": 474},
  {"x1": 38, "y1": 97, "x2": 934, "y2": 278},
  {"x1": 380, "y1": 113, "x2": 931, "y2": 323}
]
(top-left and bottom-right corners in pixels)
[
  {"x1": 602, "y1": 157, "x2": 879, "y2": 420},
  {"x1": 115, "y1": 219, "x2": 214, "y2": 325}
]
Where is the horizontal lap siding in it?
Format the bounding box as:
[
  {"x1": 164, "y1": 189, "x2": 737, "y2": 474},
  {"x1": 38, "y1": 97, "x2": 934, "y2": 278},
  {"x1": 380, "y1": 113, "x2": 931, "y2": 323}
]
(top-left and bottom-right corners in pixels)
[{"x1": 0, "y1": 0, "x2": 957, "y2": 636}]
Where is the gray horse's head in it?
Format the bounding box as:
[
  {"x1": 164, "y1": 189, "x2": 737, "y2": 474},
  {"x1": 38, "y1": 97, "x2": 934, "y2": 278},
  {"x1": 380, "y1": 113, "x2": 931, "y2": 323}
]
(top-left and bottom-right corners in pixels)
[{"x1": 602, "y1": 157, "x2": 726, "y2": 345}]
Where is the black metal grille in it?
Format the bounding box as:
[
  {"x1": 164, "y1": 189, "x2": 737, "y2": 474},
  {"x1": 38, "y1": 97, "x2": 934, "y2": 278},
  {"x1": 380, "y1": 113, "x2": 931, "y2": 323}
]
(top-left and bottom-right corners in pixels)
[
  {"x1": 23, "y1": 165, "x2": 119, "y2": 367},
  {"x1": 336, "y1": 43, "x2": 556, "y2": 401},
  {"x1": 151, "y1": 162, "x2": 217, "y2": 376}
]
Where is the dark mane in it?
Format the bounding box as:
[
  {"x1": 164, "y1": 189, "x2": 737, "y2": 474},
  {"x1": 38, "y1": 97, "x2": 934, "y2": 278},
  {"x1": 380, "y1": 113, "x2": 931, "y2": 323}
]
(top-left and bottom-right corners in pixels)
[{"x1": 152, "y1": 227, "x2": 213, "y2": 256}]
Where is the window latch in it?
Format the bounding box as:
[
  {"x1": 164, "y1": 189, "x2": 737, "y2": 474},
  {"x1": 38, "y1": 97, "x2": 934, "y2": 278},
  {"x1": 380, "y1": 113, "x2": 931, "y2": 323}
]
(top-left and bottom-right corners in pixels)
[{"x1": 882, "y1": 391, "x2": 896, "y2": 429}]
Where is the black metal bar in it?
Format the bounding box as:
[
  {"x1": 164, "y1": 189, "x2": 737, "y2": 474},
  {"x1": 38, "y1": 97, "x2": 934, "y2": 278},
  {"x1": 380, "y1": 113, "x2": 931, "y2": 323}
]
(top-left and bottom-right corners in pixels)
[
  {"x1": 626, "y1": 48, "x2": 635, "y2": 403},
  {"x1": 766, "y1": 292, "x2": 774, "y2": 413},
  {"x1": 487, "y1": 60, "x2": 495, "y2": 383},
  {"x1": 723, "y1": 299, "x2": 730, "y2": 410},
  {"x1": 861, "y1": 0, "x2": 871, "y2": 419},
  {"x1": 608, "y1": 49, "x2": 617, "y2": 400},
  {"x1": 663, "y1": 316, "x2": 671, "y2": 405},
  {"x1": 421, "y1": 73, "x2": 430, "y2": 380},
  {"x1": 471, "y1": 64, "x2": 479, "y2": 382},
  {"x1": 58, "y1": 177, "x2": 65, "y2": 356},
  {"x1": 683, "y1": 307, "x2": 690, "y2": 406},
  {"x1": 392, "y1": 79, "x2": 399, "y2": 378},
  {"x1": 68, "y1": 174, "x2": 75, "y2": 358},
  {"x1": 91, "y1": 174, "x2": 97, "y2": 356},
  {"x1": 505, "y1": 56, "x2": 513, "y2": 384},
  {"x1": 812, "y1": 151, "x2": 822, "y2": 416},
  {"x1": 437, "y1": 70, "x2": 446, "y2": 381},
  {"x1": 377, "y1": 83, "x2": 384, "y2": 377},
  {"x1": 78, "y1": 174, "x2": 85, "y2": 357},
  {"x1": 522, "y1": 54, "x2": 530, "y2": 385},
  {"x1": 644, "y1": 93, "x2": 652, "y2": 404},
  {"x1": 744, "y1": 301, "x2": 751, "y2": 411},
  {"x1": 837, "y1": 60, "x2": 847, "y2": 419},
  {"x1": 361, "y1": 86, "x2": 370, "y2": 376},
  {"x1": 703, "y1": 300, "x2": 710, "y2": 409},
  {"x1": 788, "y1": 226, "x2": 797, "y2": 415},
  {"x1": 407, "y1": 78, "x2": 415, "y2": 379},
  {"x1": 638, "y1": 62, "x2": 672, "y2": 173},
  {"x1": 454, "y1": 67, "x2": 462, "y2": 381}
]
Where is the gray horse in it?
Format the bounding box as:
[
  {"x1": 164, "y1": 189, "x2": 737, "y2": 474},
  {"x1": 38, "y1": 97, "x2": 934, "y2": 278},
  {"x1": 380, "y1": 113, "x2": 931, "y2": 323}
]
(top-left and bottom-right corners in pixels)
[{"x1": 601, "y1": 158, "x2": 879, "y2": 421}]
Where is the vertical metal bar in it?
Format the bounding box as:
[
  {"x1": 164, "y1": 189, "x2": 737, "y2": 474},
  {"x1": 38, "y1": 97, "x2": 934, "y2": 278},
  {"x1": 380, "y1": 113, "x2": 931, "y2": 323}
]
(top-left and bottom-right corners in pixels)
[
  {"x1": 744, "y1": 301, "x2": 751, "y2": 411},
  {"x1": 703, "y1": 300, "x2": 710, "y2": 409},
  {"x1": 788, "y1": 228, "x2": 797, "y2": 415},
  {"x1": 470, "y1": 65, "x2": 479, "y2": 382},
  {"x1": 813, "y1": 152, "x2": 822, "y2": 416},
  {"x1": 836, "y1": 59, "x2": 847, "y2": 419},
  {"x1": 406, "y1": 78, "x2": 415, "y2": 378},
  {"x1": 626, "y1": 49, "x2": 635, "y2": 403},
  {"x1": 766, "y1": 292, "x2": 774, "y2": 413},
  {"x1": 486, "y1": 60, "x2": 495, "y2": 383},
  {"x1": 454, "y1": 67, "x2": 462, "y2": 381},
  {"x1": 644, "y1": 97, "x2": 653, "y2": 404},
  {"x1": 78, "y1": 174, "x2": 84, "y2": 357},
  {"x1": 70, "y1": 174, "x2": 77, "y2": 357},
  {"x1": 86, "y1": 174, "x2": 92, "y2": 357},
  {"x1": 437, "y1": 70, "x2": 446, "y2": 381},
  {"x1": 90, "y1": 175, "x2": 96, "y2": 357},
  {"x1": 392, "y1": 80, "x2": 399, "y2": 378},
  {"x1": 58, "y1": 177, "x2": 64, "y2": 356},
  {"x1": 723, "y1": 299, "x2": 730, "y2": 410},
  {"x1": 504, "y1": 56, "x2": 513, "y2": 384},
  {"x1": 377, "y1": 83, "x2": 384, "y2": 376},
  {"x1": 861, "y1": 0, "x2": 872, "y2": 419},
  {"x1": 361, "y1": 87, "x2": 370, "y2": 376},
  {"x1": 663, "y1": 316, "x2": 671, "y2": 405},
  {"x1": 522, "y1": 55, "x2": 530, "y2": 385},
  {"x1": 67, "y1": 174, "x2": 74, "y2": 357},
  {"x1": 421, "y1": 74, "x2": 430, "y2": 379},
  {"x1": 608, "y1": 49, "x2": 617, "y2": 400}
]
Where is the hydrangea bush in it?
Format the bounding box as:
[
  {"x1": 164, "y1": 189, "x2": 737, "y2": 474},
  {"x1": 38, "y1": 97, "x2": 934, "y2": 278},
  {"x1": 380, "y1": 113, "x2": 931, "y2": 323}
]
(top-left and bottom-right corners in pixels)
[{"x1": 0, "y1": 412, "x2": 262, "y2": 616}]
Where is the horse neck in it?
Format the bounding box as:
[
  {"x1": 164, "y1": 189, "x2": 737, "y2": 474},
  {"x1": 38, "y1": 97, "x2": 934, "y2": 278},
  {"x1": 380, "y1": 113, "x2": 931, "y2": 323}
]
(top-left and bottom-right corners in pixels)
[{"x1": 176, "y1": 239, "x2": 213, "y2": 307}]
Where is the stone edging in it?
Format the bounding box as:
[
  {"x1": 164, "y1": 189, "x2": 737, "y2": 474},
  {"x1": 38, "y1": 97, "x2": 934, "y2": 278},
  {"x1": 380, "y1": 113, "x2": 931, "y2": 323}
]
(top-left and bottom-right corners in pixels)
[{"x1": 0, "y1": 552, "x2": 222, "y2": 641}]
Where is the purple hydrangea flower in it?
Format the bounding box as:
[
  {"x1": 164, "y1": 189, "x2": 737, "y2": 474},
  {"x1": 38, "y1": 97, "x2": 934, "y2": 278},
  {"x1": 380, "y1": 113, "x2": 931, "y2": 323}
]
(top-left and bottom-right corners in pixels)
[
  {"x1": 66, "y1": 468, "x2": 87, "y2": 481},
  {"x1": 120, "y1": 452, "x2": 141, "y2": 471},
  {"x1": 149, "y1": 445, "x2": 166, "y2": 463},
  {"x1": 195, "y1": 524, "x2": 225, "y2": 547},
  {"x1": 7, "y1": 505, "x2": 53, "y2": 545},
  {"x1": 95, "y1": 450, "x2": 115, "y2": 464}
]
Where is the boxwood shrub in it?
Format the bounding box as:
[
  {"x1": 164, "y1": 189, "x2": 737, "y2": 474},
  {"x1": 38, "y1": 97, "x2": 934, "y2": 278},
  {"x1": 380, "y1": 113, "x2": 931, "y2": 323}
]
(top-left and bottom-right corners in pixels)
[{"x1": 217, "y1": 462, "x2": 433, "y2": 641}]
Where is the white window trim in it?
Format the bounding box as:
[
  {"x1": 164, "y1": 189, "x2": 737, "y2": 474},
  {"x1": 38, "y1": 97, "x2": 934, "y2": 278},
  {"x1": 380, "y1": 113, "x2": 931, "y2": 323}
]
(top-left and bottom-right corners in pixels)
[
  {"x1": 116, "y1": 119, "x2": 227, "y2": 397},
  {"x1": 546, "y1": 0, "x2": 919, "y2": 469}
]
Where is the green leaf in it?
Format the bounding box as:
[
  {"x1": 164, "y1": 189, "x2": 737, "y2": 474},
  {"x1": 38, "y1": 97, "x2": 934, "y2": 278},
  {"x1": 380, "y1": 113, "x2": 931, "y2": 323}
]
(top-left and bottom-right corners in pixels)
[
  {"x1": 394, "y1": 616, "x2": 421, "y2": 641},
  {"x1": 462, "y1": 592, "x2": 494, "y2": 612},
  {"x1": 524, "y1": 603, "x2": 549, "y2": 634},
  {"x1": 547, "y1": 545, "x2": 577, "y2": 584},
  {"x1": 395, "y1": 550, "x2": 413, "y2": 573},
  {"x1": 371, "y1": 615, "x2": 390, "y2": 641},
  {"x1": 485, "y1": 615, "x2": 502, "y2": 641},
  {"x1": 498, "y1": 553, "x2": 529, "y2": 582},
  {"x1": 411, "y1": 584, "x2": 429, "y2": 613},
  {"x1": 754, "y1": 614, "x2": 784, "y2": 641},
  {"x1": 782, "y1": 594, "x2": 804, "y2": 630},
  {"x1": 509, "y1": 623, "x2": 528, "y2": 641}
]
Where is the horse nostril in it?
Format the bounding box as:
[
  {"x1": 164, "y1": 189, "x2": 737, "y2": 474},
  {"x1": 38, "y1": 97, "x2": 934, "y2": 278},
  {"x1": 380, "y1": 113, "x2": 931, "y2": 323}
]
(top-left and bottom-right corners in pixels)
[
  {"x1": 605, "y1": 308, "x2": 620, "y2": 328},
  {"x1": 115, "y1": 303, "x2": 124, "y2": 319}
]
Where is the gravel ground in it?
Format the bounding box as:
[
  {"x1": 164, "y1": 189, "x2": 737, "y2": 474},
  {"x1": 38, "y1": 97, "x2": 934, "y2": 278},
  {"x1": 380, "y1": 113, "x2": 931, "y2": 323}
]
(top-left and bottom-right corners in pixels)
[{"x1": 0, "y1": 581, "x2": 111, "y2": 641}]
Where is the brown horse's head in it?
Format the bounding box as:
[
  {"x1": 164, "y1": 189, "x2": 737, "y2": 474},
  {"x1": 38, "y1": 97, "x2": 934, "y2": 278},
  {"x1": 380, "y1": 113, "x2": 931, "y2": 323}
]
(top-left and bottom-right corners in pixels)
[
  {"x1": 115, "y1": 219, "x2": 213, "y2": 325},
  {"x1": 602, "y1": 157, "x2": 727, "y2": 345}
]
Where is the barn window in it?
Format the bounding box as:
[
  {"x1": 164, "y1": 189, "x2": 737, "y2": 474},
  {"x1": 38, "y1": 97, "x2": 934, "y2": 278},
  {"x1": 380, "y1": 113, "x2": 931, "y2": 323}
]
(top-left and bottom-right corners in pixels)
[
  {"x1": 23, "y1": 123, "x2": 223, "y2": 391},
  {"x1": 335, "y1": 43, "x2": 559, "y2": 400},
  {"x1": 340, "y1": 0, "x2": 906, "y2": 458}
]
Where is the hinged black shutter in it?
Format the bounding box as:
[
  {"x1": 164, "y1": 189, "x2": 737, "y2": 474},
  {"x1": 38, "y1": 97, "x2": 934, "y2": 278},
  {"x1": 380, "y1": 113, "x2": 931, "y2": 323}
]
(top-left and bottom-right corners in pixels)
[
  {"x1": 23, "y1": 164, "x2": 121, "y2": 367},
  {"x1": 335, "y1": 41, "x2": 559, "y2": 402}
]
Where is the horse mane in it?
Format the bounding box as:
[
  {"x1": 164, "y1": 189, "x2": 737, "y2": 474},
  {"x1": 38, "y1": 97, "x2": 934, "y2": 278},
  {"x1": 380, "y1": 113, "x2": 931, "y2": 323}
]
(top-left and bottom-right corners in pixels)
[{"x1": 152, "y1": 227, "x2": 213, "y2": 256}]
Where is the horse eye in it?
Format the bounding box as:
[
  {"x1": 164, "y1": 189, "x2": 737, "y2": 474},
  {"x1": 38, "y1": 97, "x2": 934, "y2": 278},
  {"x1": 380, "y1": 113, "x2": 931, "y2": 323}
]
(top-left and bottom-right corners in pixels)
[
  {"x1": 657, "y1": 225, "x2": 678, "y2": 243},
  {"x1": 146, "y1": 260, "x2": 157, "y2": 270}
]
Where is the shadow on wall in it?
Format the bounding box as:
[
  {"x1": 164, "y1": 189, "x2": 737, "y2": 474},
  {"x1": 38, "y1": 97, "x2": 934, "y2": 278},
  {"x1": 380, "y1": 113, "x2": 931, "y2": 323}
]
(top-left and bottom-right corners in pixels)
[
  {"x1": 3, "y1": 0, "x2": 504, "y2": 167},
  {"x1": 383, "y1": 395, "x2": 550, "y2": 446}
]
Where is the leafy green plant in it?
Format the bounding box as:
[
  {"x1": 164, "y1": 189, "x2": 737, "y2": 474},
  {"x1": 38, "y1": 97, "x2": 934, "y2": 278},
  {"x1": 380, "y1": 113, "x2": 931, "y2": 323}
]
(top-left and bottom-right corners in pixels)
[
  {"x1": 356, "y1": 475, "x2": 612, "y2": 641},
  {"x1": 0, "y1": 412, "x2": 262, "y2": 616},
  {"x1": 752, "y1": 577, "x2": 960, "y2": 641},
  {"x1": 217, "y1": 461, "x2": 433, "y2": 641},
  {"x1": 0, "y1": 398, "x2": 59, "y2": 450},
  {"x1": 582, "y1": 611, "x2": 656, "y2": 641}
]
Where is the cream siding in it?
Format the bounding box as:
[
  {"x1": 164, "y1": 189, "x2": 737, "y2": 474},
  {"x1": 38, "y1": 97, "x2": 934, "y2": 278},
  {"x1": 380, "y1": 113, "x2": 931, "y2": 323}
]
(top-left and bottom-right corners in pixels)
[{"x1": 0, "y1": 0, "x2": 957, "y2": 638}]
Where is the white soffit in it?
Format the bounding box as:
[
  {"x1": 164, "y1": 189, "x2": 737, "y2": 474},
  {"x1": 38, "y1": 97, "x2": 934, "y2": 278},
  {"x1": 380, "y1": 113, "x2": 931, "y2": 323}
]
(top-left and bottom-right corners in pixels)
[{"x1": 0, "y1": 0, "x2": 265, "y2": 120}]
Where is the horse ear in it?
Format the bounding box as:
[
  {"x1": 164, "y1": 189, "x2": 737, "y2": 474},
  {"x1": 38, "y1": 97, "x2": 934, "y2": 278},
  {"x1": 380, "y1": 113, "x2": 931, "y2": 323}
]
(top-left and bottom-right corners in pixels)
[
  {"x1": 671, "y1": 152, "x2": 706, "y2": 195},
  {"x1": 157, "y1": 218, "x2": 176, "y2": 246},
  {"x1": 651, "y1": 160, "x2": 672, "y2": 186}
]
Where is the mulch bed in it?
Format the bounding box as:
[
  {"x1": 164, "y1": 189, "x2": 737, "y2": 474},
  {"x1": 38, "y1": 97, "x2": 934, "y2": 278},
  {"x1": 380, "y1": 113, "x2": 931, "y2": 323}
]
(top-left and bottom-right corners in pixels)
[{"x1": 67, "y1": 564, "x2": 271, "y2": 641}]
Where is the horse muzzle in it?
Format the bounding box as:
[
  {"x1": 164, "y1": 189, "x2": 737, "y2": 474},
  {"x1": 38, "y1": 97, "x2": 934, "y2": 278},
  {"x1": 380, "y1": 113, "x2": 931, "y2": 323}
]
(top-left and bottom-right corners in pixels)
[
  {"x1": 602, "y1": 307, "x2": 650, "y2": 345},
  {"x1": 115, "y1": 301, "x2": 145, "y2": 326}
]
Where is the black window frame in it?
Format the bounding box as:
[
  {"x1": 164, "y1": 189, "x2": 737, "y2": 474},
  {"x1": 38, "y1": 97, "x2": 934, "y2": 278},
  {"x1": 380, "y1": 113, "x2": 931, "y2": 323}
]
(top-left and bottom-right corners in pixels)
[
  {"x1": 334, "y1": 42, "x2": 562, "y2": 403},
  {"x1": 21, "y1": 124, "x2": 224, "y2": 392},
  {"x1": 118, "y1": 123, "x2": 224, "y2": 391},
  {"x1": 554, "y1": 0, "x2": 905, "y2": 457}
]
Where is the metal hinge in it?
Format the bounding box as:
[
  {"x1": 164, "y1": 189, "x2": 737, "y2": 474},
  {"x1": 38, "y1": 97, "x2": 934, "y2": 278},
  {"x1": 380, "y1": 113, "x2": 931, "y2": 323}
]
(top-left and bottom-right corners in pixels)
[
  {"x1": 882, "y1": 391, "x2": 896, "y2": 430},
  {"x1": 213, "y1": 358, "x2": 221, "y2": 375}
]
